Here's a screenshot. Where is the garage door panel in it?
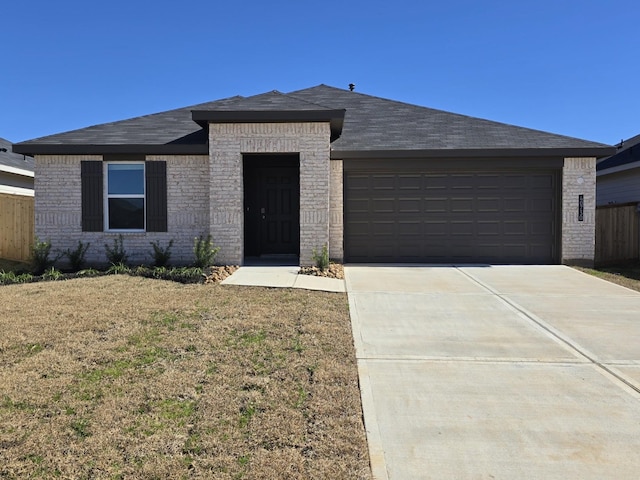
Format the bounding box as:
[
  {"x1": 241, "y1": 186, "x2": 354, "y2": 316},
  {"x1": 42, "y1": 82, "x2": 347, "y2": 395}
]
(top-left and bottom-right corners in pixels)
[
  {"x1": 372, "y1": 198, "x2": 395, "y2": 213},
  {"x1": 345, "y1": 168, "x2": 558, "y2": 264},
  {"x1": 504, "y1": 198, "x2": 527, "y2": 212},
  {"x1": 477, "y1": 198, "x2": 501, "y2": 212},
  {"x1": 425, "y1": 198, "x2": 448, "y2": 212},
  {"x1": 451, "y1": 222, "x2": 474, "y2": 235},
  {"x1": 372, "y1": 175, "x2": 395, "y2": 189},
  {"x1": 425, "y1": 221, "x2": 448, "y2": 235},
  {"x1": 477, "y1": 222, "x2": 501, "y2": 236},
  {"x1": 398, "y1": 175, "x2": 422, "y2": 189},
  {"x1": 451, "y1": 198, "x2": 474, "y2": 212},
  {"x1": 530, "y1": 198, "x2": 553, "y2": 212},
  {"x1": 398, "y1": 198, "x2": 421, "y2": 212}
]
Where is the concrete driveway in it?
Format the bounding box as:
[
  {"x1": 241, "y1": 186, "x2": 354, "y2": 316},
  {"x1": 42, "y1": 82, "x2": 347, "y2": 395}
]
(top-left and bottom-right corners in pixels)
[{"x1": 345, "y1": 265, "x2": 640, "y2": 480}]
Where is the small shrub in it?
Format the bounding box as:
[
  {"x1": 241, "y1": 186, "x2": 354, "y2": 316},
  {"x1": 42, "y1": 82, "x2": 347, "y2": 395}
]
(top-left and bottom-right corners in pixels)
[
  {"x1": 16, "y1": 273, "x2": 34, "y2": 283},
  {"x1": 193, "y1": 235, "x2": 220, "y2": 268},
  {"x1": 167, "y1": 267, "x2": 205, "y2": 284},
  {"x1": 30, "y1": 238, "x2": 62, "y2": 275},
  {"x1": 105, "y1": 235, "x2": 128, "y2": 266},
  {"x1": 312, "y1": 244, "x2": 330, "y2": 272},
  {"x1": 76, "y1": 268, "x2": 100, "y2": 278},
  {"x1": 64, "y1": 241, "x2": 90, "y2": 272},
  {"x1": 107, "y1": 262, "x2": 130, "y2": 275},
  {"x1": 0, "y1": 270, "x2": 17, "y2": 285},
  {"x1": 150, "y1": 240, "x2": 174, "y2": 267},
  {"x1": 42, "y1": 267, "x2": 63, "y2": 281}
]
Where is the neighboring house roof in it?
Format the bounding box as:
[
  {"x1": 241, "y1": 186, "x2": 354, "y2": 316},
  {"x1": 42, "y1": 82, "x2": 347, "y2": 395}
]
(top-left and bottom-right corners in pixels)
[
  {"x1": 0, "y1": 137, "x2": 34, "y2": 196},
  {"x1": 13, "y1": 84, "x2": 614, "y2": 158},
  {"x1": 596, "y1": 133, "x2": 640, "y2": 175},
  {"x1": 1, "y1": 137, "x2": 35, "y2": 174}
]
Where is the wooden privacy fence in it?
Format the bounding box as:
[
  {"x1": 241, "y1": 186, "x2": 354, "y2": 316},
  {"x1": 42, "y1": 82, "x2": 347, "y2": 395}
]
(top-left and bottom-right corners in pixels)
[
  {"x1": 0, "y1": 193, "x2": 34, "y2": 262},
  {"x1": 595, "y1": 203, "x2": 640, "y2": 266}
]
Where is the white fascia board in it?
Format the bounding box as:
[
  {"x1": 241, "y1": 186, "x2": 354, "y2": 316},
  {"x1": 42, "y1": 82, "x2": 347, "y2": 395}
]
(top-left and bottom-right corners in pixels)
[
  {"x1": 0, "y1": 164, "x2": 35, "y2": 177},
  {"x1": 0, "y1": 184, "x2": 34, "y2": 196}
]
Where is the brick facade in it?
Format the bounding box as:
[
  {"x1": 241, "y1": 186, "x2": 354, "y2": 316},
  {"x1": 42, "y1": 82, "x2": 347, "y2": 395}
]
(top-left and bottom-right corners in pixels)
[
  {"x1": 34, "y1": 149, "x2": 596, "y2": 269},
  {"x1": 35, "y1": 155, "x2": 209, "y2": 267},
  {"x1": 561, "y1": 157, "x2": 596, "y2": 266},
  {"x1": 209, "y1": 122, "x2": 331, "y2": 265}
]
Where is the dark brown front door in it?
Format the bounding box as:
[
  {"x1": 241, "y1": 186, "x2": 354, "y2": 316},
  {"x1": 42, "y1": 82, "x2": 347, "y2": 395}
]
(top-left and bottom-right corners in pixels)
[{"x1": 244, "y1": 156, "x2": 300, "y2": 257}]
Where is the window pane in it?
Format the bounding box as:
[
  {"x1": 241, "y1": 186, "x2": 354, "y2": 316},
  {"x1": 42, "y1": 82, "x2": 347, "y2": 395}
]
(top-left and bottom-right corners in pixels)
[
  {"x1": 108, "y1": 198, "x2": 144, "y2": 230},
  {"x1": 108, "y1": 164, "x2": 144, "y2": 195}
]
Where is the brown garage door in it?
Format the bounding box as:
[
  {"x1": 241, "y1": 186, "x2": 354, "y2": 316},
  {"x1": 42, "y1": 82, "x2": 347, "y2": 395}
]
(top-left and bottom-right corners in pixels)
[{"x1": 344, "y1": 166, "x2": 560, "y2": 264}]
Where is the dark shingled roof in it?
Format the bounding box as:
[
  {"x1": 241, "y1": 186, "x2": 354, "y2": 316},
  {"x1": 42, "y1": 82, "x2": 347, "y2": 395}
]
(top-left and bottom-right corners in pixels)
[
  {"x1": 290, "y1": 85, "x2": 611, "y2": 153},
  {"x1": 0, "y1": 137, "x2": 34, "y2": 172},
  {"x1": 597, "y1": 133, "x2": 640, "y2": 172},
  {"x1": 13, "y1": 84, "x2": 613, "y2": 157}
]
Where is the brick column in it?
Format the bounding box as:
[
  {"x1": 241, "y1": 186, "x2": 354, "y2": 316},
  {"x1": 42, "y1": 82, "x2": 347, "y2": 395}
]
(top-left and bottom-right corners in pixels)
[{"x1": 561, "y1": 157, "x2": 596, "y2": 266}]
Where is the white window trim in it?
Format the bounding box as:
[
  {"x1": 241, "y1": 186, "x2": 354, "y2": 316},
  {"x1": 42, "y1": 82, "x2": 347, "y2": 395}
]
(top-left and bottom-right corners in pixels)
[{"x1": 104, "y1": 161, "x2": 146, "y2": 232}]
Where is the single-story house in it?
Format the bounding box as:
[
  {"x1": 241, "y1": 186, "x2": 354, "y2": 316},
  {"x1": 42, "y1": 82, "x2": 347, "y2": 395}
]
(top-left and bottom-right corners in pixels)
[
  {"x1": 1, "y1": 137, "x2": 34, "y2": 196},
  {"x1": 13, "y1": 84, "x2": 614, "y2": 267},
  {"x1": 596, "y1": 133, "x2": 640, "y2": 206}
]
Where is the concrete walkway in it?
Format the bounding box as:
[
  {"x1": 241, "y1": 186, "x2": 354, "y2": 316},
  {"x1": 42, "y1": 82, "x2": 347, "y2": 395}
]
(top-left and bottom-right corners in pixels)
[
  {"x1": 221, "y1": 266, "x2": 345, "y2": 292},
  {"x1": 346, "y1": 265, "x2": 640, "y2": 480}
]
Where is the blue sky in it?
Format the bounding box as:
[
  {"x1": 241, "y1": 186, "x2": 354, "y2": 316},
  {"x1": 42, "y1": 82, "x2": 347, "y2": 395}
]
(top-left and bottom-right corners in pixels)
[{"x1": 1, "y1": 0, "x2": 638, "y2": 145}]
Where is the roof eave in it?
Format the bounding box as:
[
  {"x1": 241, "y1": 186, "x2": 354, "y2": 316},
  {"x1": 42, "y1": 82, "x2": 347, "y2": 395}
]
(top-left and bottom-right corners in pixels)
[
  {"x1": 191, "y1": 109, "x2": 346, "y2": 142},
  {"x1": 12, "y1": 144, "x2": 209, "y2": 156},
  {"x1": 331, "y1": 147, "x2": 616, "y2": 160}
]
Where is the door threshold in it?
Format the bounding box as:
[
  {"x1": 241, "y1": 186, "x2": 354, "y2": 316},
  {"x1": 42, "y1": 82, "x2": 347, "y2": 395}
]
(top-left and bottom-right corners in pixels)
[{"x1": 243, "y1": 255, "x2": 300, "y2": 266}]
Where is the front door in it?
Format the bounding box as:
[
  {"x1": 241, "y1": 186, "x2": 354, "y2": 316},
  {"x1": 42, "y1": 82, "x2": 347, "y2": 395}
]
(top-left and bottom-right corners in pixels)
[{"x1": 244, "y1": 156, "x2": 300, "y2": 258}]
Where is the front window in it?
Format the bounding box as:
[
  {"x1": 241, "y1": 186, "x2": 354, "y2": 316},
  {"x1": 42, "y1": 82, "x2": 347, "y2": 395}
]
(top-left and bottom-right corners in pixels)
[{"x1": 105, "y1": 162, "x2": 145, "y2": 231}]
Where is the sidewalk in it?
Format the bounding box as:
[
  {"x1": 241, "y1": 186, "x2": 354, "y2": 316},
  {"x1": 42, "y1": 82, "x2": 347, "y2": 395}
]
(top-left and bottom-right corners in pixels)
[{"x1": 221, "y1": 266, "x2": 345, "y2": 293}]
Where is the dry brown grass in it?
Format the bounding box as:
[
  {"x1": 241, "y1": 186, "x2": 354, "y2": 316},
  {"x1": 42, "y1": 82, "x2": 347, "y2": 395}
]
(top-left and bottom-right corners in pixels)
[
  {"x1": 576, "y1": 263, "x2": 640, "y2": 293},
  {"x1": 0, "y1": 275, "x2": 371, "y2": 479}
]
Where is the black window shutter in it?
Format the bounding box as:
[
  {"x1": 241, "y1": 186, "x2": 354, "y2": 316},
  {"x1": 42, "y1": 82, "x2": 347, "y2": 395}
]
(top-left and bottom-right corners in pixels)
[
  {"x1": 146, "y1": 161, "x2": 167, "y2": 232},
  {"x1": 81, "y1": 161, "x2": 103, "y2": 232}
]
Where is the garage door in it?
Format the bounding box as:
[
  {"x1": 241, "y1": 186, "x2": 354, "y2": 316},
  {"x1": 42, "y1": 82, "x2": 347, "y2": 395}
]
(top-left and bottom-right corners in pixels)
[{"x1": 345, "y1": 167, "x2": 560, "y2": 264}]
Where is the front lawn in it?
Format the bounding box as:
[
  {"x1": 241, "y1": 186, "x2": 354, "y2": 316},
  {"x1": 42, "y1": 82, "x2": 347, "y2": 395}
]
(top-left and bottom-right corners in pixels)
[
  {"x1": 578, "y1": 262, "x2": 640, "y2": 292},
  {"x1": 0, "y1": 275, "x2": 371, "y2": 479}
]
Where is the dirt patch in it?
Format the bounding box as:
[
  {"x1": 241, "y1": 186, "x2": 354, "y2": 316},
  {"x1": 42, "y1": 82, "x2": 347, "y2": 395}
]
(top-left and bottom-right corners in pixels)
[
  {"x1": 0, "y1": 276, "x2": 370, "y2": 479},
  {"x1": 299, "y1": 263, "x2": 344, "y2": 280}
]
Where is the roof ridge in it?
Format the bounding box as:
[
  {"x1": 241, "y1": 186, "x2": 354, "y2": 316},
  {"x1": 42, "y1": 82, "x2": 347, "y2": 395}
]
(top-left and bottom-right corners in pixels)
[{"x1": 294, "y1": 84, "x2": 612, "y2": 147}]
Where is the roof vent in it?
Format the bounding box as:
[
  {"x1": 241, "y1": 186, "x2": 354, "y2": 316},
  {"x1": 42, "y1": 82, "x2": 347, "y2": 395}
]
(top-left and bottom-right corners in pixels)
[{"x1": 348, "y1": 83, "x2": 355, "y2": 91}]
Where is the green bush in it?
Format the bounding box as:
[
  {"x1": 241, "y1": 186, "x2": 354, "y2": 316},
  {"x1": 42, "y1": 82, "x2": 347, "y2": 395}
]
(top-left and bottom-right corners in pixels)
[
  {"x1": 42, "y1": 267, "x2": 64, "y2": 281},
  {"x1": 150, "y1": 240, "x2": 174, "y2": 267},
  {"x1": 105, "y1": 235, "x2": 128, "y2": 266},
  {"x1": 30, "y1": 238, "x2": 62, "y2": 275},
  {"x1": 312, "y1": 244, "x2": 330, "y2": 272},
  {"x1": 64, "y1": 241, "x2": 90, "y2": 271},
  {"x1": 193, "y1": 235, "x2": 220, "y2": 268}
]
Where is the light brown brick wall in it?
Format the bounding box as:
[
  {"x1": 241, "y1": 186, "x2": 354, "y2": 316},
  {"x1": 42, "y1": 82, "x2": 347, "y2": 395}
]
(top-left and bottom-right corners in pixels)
[
  {"x1": 35, "y1": 155, "x2": 209, "y2": 267},
  {"x1": 561, "y1": 157, "x2": 596, "y2": 266},
  {"x1": 209, "y1": 122, "x2": 331, "y2": 265},
  {"x1": 329, "y1": 159, "x2": 344, "y2": 262}
]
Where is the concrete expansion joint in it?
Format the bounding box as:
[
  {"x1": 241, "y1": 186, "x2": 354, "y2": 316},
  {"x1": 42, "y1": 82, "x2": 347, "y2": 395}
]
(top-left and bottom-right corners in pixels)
[
  {"x1": 359, "y1": 356, "x2": 588, "y2": 365},
  {"x1": 456, "y1": 267, "x2": 640, "y2": 399}
]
